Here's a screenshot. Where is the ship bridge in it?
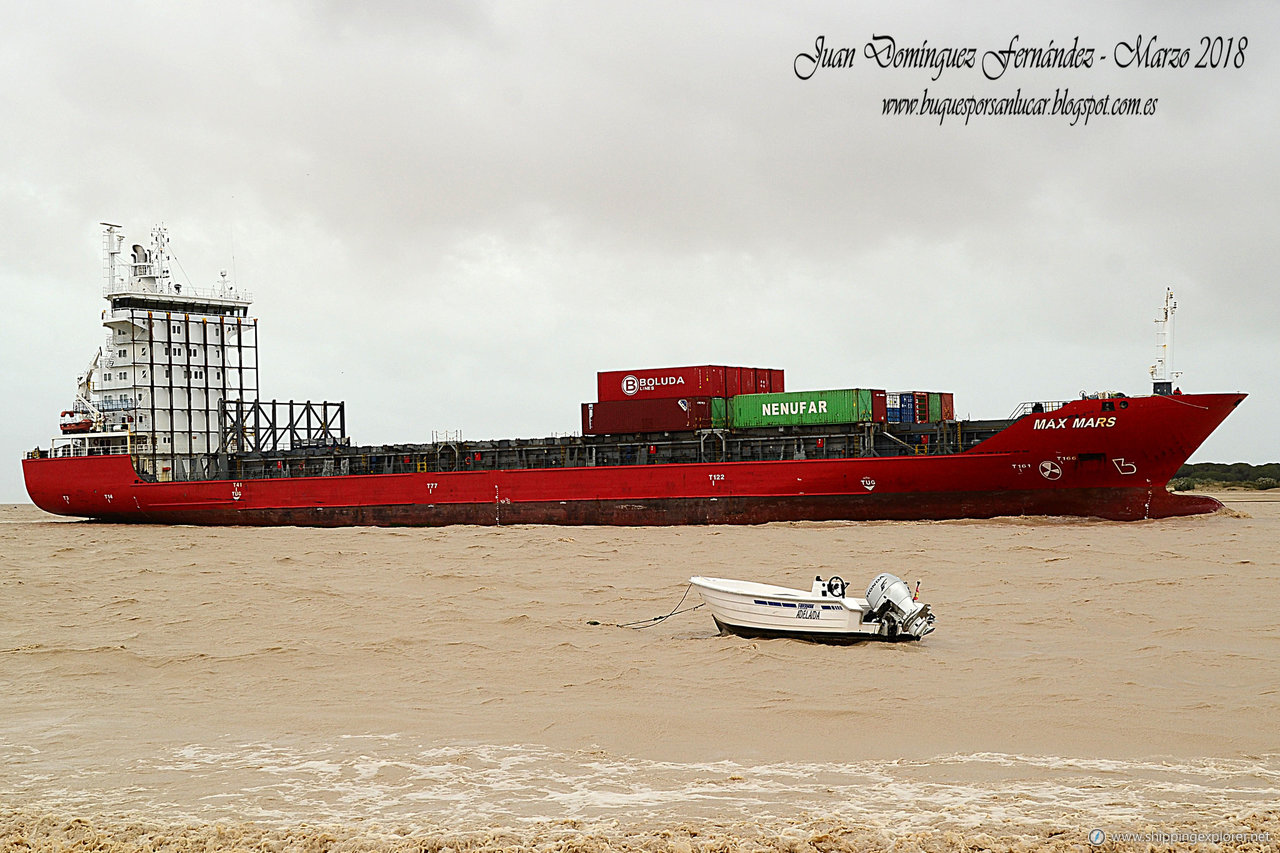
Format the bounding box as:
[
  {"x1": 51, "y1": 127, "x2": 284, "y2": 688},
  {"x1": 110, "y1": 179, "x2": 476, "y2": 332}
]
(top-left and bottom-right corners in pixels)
[{"x1": 103, "y1": 223, "x2": 253, "y2": 317}]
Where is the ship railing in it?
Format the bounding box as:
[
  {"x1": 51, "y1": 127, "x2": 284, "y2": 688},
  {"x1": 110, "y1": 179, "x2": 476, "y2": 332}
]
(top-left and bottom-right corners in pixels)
[
  {"x1": 48, "y1": 441, "x2": 90, "y2": 458},
  {"x1": 95, "y1": 398, "x2": 138, "y2": 412},
  {"x1": 42, "y1": 432, "x2": 134, "y2": 457},
  {"x1": 1008, "y1": 400, "x2": 1069, "y2": 419},
  {"x1": 103, "y1": 279, "x2": 254, "y2": 304}
]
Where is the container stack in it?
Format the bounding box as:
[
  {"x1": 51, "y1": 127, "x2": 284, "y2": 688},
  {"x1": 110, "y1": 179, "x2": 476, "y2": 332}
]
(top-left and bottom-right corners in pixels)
[
  {"x1": 583, "y1": 366, "x2": 955, "y2": 434},
  {"x1": 583, "y1": 365, "x2": 783, "y2": 435},
  {"x1": 887, "y1": 391, "x2": 954, "y2": 423}
]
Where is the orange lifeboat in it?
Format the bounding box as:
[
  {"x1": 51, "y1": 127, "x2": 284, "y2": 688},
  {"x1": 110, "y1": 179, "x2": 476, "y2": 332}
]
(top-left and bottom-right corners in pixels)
[{"x1": 59, "y1": 411, "x2": 94, "y2": 434}]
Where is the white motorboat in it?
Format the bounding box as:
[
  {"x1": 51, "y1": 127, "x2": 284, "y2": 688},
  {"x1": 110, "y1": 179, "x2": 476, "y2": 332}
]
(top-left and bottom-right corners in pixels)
[{"x1": 689, "y1": 573, "x2": 935, "y2": 643}]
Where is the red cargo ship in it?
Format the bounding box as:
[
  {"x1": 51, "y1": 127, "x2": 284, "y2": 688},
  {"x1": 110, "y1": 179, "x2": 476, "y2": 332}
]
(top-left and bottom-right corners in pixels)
[{"x1": 22, "y1": 227, "x2": 1244, "y2": 526}]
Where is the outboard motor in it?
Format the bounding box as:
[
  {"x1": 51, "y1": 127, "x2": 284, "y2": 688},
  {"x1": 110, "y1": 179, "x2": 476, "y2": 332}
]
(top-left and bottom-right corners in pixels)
[{"x1": 866, "y1": 573, "x2": 935, "y2": 639}]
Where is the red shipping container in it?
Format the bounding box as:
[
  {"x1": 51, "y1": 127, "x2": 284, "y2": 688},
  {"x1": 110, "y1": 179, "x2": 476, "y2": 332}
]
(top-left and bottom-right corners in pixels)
[
  {"x1": 725, "y1": 368, "x2": 743, "y2": 398},
  {"x1": 735, "y1": 367, "x2": 781, "y2": 396},
  {"x1": 914, "y1": 392, "x2": 930, "y2": 423},
  {"x1": 582, "y1": 397, "x2": 720, "y2": 435},
  {"x1": 598, "y1": 366, "x2": 723, "y2": 402},
  {"x1": 871, "y1": 390, "x2": 887, "y2": 424},
  {"x1": 597, "y1": 365, "x2": 783, "y2": 402},
  {"x1": 940, "y1": 392, "x2": 955, "y2": 421}
]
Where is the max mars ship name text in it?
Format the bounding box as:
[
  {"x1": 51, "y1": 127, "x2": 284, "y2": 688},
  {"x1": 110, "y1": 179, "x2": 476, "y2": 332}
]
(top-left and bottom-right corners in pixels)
[{"x1": 1033, "y1": 416, "x2": 1118, "y2": 430}]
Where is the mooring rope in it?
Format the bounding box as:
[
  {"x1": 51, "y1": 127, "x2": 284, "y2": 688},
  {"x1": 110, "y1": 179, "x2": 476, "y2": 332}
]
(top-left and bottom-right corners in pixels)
[{"x1": 615, "y1": 582, "x2": 704, "y2": 629}]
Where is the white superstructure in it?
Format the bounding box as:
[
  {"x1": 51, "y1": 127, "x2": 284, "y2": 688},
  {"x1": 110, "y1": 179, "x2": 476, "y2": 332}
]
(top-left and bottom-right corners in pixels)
[{"x1": 55, "y1": 223, "x2": 258, "y2": 481}]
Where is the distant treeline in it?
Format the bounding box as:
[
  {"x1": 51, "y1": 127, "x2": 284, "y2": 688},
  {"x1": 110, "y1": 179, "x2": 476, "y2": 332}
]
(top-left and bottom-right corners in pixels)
[{"x1": 1171, "y1": 462, "x2": 1279, "y2": 491}]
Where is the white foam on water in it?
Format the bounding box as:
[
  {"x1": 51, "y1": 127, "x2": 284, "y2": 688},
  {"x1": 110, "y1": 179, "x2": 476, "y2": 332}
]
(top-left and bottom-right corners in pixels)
[{"x1": 4, "y1": 736, "x2": 1276, "y2": 832}]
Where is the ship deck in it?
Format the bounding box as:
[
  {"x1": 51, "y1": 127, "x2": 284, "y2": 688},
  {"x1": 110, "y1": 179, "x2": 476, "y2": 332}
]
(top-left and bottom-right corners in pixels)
[{"x1": 149, "y1": 418, "x2": 1017, "y2": 483}]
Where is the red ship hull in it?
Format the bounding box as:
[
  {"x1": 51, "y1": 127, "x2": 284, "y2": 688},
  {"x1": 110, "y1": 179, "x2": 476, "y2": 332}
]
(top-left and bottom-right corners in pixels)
[{"x1": 23, "y1": 393, "x2": 1244, "y2": 526}]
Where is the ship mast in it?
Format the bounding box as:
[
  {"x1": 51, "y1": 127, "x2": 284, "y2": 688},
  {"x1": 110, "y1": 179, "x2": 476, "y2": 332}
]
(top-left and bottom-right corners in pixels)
[{"x1": 1149, "y1": 288, "x2": 1180, "y2": 396}]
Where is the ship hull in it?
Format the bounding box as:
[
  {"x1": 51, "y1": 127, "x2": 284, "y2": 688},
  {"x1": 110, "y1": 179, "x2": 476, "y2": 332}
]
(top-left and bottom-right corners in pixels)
[{"x1": 23, "y1": 393, "x2": 1245, "y2": 526}]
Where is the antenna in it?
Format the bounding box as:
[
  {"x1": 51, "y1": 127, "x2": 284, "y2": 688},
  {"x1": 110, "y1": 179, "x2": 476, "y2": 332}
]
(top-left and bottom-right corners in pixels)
[
  {"x1": 1149, "y1": 288, "x2": 1180, "y2": 395},
  {"x1": 101, "y1": 223, "x2": 124, "y2": 292}
]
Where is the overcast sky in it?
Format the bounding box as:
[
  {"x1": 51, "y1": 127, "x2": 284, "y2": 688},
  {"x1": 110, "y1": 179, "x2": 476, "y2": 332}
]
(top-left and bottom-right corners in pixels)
[{"x1": 2, "y1": 1, "x2": 1276, "y2": 503}]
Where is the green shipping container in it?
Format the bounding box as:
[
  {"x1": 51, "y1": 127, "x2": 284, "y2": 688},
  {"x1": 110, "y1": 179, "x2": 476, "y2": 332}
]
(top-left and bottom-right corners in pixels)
[
  {"x1": 928, "y1": 392, "x2": 942, "y2": 423},
  {"x1": 711, "y1": 397, "x2": 728, "y2": 429},
  {"x1": 729, "y1": 389, "x2": 873, "y2": 428}
]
